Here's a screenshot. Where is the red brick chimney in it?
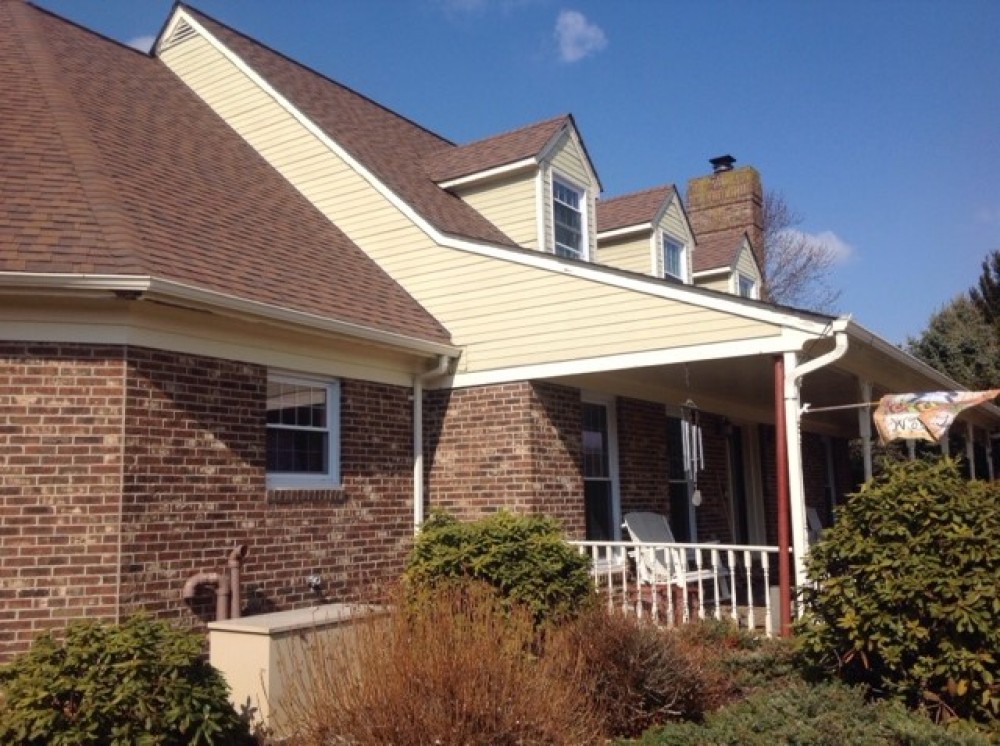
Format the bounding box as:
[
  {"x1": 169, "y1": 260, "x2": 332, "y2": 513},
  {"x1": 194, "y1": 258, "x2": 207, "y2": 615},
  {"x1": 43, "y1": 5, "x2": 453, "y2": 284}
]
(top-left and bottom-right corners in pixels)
[{"x1": 686, "y1": 155, "x2": 764, "y2": 267}]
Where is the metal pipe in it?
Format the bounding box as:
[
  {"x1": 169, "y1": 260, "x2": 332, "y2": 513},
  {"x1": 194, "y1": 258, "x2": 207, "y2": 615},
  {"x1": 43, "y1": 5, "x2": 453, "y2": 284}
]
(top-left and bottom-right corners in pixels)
[
  {"x1": 182, "y1": 571, "x2": 221, "y2": 601},
  {"x1": 227, "y1": 544, "x2": 248, "y2": 619},
  {"x1": 217, "y1": 570, "x2": 230, "y2": 622},
  {"x1": 182, "y1": 570, "x2": 228, "y2": 621}
]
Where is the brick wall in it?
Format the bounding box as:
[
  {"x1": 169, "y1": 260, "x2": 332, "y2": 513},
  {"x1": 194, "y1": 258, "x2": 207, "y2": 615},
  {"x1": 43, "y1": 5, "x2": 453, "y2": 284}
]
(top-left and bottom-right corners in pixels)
[
  {"x1": 617, "y1": 397, "x2": 668, "y2": 516},
  {"x1": 424, "y1": 381, "x2": 584, "y2": 534},
  {"x1": 692, "y1": 413, "x2": 733, "y2": 541},
  {"x1": 0, "y1": 343, "x2": 124, "y2": 661},
  {"x1": 120, "y1": 349, "x2": 415, "y2": 624},
  {"x1": 1, "y1": 342, "x2": 417, "y2": 659}
]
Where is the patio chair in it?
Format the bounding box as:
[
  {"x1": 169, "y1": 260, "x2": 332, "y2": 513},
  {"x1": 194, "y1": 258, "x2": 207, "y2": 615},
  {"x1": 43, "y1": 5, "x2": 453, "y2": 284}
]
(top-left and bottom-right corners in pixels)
[{"x1": 622, "y1": 511, "x2": 731, "y2": 603}]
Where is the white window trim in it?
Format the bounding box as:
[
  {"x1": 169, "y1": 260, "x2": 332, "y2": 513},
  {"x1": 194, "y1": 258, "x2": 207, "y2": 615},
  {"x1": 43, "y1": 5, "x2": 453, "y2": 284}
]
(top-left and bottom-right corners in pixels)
[
  {"x1": 266, "y1": 372, "x2": 341, "y2": 489},
  {"x1": 661, "y1": 232, "x2": 688, "y2": 282},
  {"x1": 551, "y1": 172, "x2": 589, "y2": 261}
]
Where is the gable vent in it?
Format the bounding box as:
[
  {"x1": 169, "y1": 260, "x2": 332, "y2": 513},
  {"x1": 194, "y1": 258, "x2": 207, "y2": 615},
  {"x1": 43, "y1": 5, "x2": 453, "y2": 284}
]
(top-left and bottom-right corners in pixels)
[{"x1": 160, "y1": 19, "x2": 197, "y2": 51}]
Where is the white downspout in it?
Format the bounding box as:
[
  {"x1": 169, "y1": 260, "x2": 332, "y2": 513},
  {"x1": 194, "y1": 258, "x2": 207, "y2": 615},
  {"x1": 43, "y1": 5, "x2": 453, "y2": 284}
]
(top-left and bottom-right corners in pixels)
[
  {"x1": 785, "y1": 329, "x2": 850, "y2": 610},
  {"x1": 413, "y1": 355, "x2": 451, "y2": 534}
]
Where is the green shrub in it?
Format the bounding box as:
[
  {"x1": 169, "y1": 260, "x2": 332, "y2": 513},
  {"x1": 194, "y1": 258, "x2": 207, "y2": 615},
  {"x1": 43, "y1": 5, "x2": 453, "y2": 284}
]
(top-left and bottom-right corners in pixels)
[
  {"x1": 557, "y1": 612, "x2": 732, "y2": 738},
  {"x1": 635, "y1": 680, "x2": 995, "y2": 746},
  {"x1": 403, "y1": 510, "x2": 595, "y2": 625},
  {"x1": 0, "y1": 615, "x2": 251, "y2": 746},
  {"x1": 797, "y1": 457, "x2": 1000, "y2": 723},
  {"x1": 277, "y1": 582, "x2": 603, "y2": 745}
]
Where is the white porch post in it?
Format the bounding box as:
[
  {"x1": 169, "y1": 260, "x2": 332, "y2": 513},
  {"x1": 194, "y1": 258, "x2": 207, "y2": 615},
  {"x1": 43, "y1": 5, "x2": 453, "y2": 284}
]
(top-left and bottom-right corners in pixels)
[
  {"x1": 783, "y1": 329, "x2": 850, "y2": 612},
  {"x1": 783, "y1": 351, "x2": 810, "y2": 605},
  {"x1": 858, "y1": 379, "x2": 873, "y2": 482}
]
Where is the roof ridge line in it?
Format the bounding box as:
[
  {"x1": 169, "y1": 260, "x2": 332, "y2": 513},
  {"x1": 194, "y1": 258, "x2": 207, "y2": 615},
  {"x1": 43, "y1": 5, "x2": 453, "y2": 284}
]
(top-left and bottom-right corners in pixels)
[
  {"x1": 446, "y1": 113, "x2": 571, "y2": 151},
  {"x1": 600, "y1": 183, "x2": 675, "y2": 204},
  {"x1": 14, "y1": 3, "x2": 146, "y2": 273}
]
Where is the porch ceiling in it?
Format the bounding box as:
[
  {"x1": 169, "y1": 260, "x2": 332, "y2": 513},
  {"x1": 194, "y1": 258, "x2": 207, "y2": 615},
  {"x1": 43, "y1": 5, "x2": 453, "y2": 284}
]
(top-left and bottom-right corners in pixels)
[{"x1": 551, "y1": 331, "x2": 1000, "y2": 439}]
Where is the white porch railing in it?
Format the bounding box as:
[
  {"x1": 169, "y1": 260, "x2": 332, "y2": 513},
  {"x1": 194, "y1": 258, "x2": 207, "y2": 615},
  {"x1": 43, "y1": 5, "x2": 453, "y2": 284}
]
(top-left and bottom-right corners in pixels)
[{"x1": 569, "y1": 540, "x2": 783, "y2": 636}]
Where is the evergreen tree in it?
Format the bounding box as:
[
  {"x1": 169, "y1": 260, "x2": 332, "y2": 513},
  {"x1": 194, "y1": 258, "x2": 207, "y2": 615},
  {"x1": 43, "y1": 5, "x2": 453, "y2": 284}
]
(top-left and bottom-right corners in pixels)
[
  {"x1": 907, "y1": 293, "x2": 1000, "y2": 390},
  {"x1": 969, "y1": 249, "x2": 1000, "y2": 329}
]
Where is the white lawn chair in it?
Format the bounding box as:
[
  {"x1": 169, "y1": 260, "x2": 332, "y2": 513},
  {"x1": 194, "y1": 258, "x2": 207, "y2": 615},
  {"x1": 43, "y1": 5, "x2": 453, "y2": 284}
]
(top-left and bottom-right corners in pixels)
[{"x1": 622, "y1": 511, "x2": 731, "y2": 603}]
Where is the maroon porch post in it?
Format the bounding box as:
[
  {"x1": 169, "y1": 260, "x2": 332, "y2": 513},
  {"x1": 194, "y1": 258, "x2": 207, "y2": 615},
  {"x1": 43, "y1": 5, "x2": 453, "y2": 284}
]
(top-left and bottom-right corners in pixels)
[{"x1": 774, "y1": 355, "x2": 792, "y2": 636}]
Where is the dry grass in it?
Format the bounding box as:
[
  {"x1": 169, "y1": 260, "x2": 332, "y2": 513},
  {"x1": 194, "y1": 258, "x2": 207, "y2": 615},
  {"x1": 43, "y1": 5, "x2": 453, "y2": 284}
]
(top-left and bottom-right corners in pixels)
[{"x1": 275, "y1": 583, "x2": 603, "y2": 745}]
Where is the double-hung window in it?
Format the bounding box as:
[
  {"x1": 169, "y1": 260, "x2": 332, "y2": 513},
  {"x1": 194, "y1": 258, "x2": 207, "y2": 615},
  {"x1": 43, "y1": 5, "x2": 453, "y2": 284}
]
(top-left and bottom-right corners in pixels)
[
  {"x1": 662, "y1": 234, "x2": 687, "y2": 281},
  {"x1": 552, "y1": 178, "x2": 585, "y2": 260},
  {"x1": 737, "y1": 274, "x2": 757, "y2": 299},
  {"x1": 266, "y1": 373, "x2": 340, "y2": 488}
]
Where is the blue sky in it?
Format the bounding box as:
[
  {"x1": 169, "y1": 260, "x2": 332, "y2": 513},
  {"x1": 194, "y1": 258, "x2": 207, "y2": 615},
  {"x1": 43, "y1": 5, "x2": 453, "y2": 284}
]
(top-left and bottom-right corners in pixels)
[{"x1": 37, "y1": 0, "x2": 1000, "y2": 346}]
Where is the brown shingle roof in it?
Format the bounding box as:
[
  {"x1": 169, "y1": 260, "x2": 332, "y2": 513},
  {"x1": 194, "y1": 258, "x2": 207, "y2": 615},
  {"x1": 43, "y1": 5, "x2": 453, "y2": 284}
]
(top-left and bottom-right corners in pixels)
[
  {"x1": 424, "y1": 116, "x2": 570, "y2": 183},
  {"x1": 1, "y1": 1, "x2": 451, "y2": 346},
  {"x1": 692, "y1": 228, "x2": 748, "y2": 273},
  {"x1": 185, "y1": 6, "x2": 518, "y2": 248},
  {"x1": 597, "y1": 185, "x2": 675, "y2": 234}
]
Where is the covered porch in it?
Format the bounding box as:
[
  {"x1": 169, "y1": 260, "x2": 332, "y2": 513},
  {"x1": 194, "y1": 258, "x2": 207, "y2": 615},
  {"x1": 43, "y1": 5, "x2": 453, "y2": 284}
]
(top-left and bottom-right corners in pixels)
[{"x1": 552, "y1": 317, "x2": 1000, "y2": 635}]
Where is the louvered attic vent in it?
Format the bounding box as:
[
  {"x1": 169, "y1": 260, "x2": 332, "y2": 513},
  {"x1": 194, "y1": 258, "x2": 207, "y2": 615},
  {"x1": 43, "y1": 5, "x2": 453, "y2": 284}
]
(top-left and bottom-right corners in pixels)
[{"x1": 160, "y1": 19, "x2": 196, "y2": 51}]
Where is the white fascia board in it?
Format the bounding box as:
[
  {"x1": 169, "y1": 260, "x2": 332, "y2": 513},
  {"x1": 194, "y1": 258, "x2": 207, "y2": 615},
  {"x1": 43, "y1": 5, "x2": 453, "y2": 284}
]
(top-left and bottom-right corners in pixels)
[
  {"x1": 0, "y1": 272, "x2": 460, "y2": 358},
  {"x1": 651, "y1": 189, "x2": 675, "y2": 230},
  {"x1": 693, "y1": 268, "x2": 732, "y2": 279},
  {"x1": 537, "y1": 122, "x2": 601, "y2": 192},
  {"x1": 174, "y1": 11, "x2": 837, "y2": 338},
  {"x1": 844, "y1": 318, "x2": 968, "y2": 391},
  {"x1": 537, "y1": 123, "x2": 571, "y2": 167},
  {"x1": 0, "y1": 272, "x2": 151, "y2": 293},
  {"x1": 596, "y1": 224, "x2": 651, "y2": 241},
  {"x1": 451, "y1": 329, "x2": 818, "y2": 389},
  {"x1": 436, "y1": 157, "x2": 536, "y2": 190}
]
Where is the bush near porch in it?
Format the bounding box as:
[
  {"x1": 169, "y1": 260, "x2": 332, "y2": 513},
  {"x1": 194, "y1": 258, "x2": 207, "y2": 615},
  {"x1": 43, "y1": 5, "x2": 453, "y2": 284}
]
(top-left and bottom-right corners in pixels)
[
  {"x1": 797, "y1": 457, "x2": 1000, "y2": 724},
  {"x1": 403, "y1": 510, "x2": 595, "y2": 626}
]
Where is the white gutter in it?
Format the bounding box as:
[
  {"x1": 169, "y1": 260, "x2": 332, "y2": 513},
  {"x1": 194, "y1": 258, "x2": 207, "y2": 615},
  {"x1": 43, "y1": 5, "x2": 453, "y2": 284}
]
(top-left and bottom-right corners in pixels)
[
  {"x1": 413, "y1": 355, "x2": 452, "y2": 533},
  {"x1": 784, "y1": 324, "x2": 850, "y2": 606},
  {"x1": 0, "y1": 272, "x2": 461, "y2": 359}
]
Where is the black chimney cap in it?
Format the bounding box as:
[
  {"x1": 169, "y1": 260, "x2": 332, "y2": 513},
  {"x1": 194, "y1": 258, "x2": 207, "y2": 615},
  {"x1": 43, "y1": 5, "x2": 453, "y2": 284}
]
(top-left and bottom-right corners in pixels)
[{"x1": 709, "y1": 155, "x2": 736, "y2": 173}]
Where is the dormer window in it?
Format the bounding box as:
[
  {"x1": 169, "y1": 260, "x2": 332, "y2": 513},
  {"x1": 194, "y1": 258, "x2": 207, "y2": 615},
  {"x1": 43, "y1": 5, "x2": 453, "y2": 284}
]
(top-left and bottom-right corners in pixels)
[
  {"x1": 737, "y1": 273, "x2": 758, "y2": 299},
  {"x1": 662, "y1": 233, "x2": 687, "y2": 282},
  {"x1": 553, "y1": 178, "x2": 585, "y2": 260}
]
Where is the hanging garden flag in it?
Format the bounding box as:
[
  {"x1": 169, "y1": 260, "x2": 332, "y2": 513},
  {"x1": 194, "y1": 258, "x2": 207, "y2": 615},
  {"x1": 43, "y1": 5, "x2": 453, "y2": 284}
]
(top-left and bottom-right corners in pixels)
[{"x1": 873, "y1": 390, "x2": 1000, "y2": 443}]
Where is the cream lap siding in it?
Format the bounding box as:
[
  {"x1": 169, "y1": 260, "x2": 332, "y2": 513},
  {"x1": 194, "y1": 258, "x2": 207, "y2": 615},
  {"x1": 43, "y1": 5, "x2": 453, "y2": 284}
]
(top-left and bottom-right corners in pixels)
[
  {"x1": 597, "y1": 234, "x2": 655, "y2": 275},
  {"x1": 696, "y1": 275, "x2": 732, "y2": 294},
  {"x1": 657, "y1": 199, "x2": 695, "y2": 280},
  {"x1": 735, "y1": 245, "x2": 762, "y2": 285},
  {"x1": 160, "y1": 28, "x2": 782, "y2": 375},
  {"x1": 453, "y1": 172, "x2": 538, "y2": 249}
]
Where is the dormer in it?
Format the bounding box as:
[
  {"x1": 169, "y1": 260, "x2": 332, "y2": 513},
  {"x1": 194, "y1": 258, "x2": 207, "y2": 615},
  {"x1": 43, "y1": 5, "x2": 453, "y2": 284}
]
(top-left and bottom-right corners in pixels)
[
  {"x1": 595, "y1": 185, "x2": 696, "y2": 283},
  {"x1": 427, "y1": 115, "x2": 601, "y2": 260},
  {"x1": 691, "y1": 229, "x2": 762, "y2": 298}
]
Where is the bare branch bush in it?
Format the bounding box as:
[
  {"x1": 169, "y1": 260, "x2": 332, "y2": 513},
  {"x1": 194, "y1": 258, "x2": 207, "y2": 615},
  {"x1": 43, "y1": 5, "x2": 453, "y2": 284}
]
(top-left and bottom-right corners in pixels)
[{"x1": 274, "y1": 582, "x2": 603, "y2": 745}]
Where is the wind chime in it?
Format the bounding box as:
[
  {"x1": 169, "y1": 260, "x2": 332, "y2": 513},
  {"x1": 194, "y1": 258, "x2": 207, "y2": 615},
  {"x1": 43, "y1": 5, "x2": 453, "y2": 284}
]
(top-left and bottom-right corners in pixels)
[{"x1": 680, "y1": 399, "x2": 704, "y2": 506}]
